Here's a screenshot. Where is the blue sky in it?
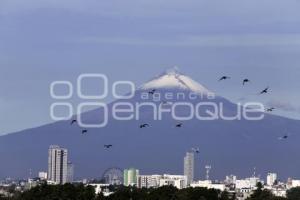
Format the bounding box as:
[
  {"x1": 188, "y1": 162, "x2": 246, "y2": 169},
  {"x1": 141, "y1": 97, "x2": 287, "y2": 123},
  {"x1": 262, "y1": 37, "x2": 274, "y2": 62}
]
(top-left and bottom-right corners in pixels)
[{"x1": 1, "y1": 0, "x2": 300, "y2": 135}]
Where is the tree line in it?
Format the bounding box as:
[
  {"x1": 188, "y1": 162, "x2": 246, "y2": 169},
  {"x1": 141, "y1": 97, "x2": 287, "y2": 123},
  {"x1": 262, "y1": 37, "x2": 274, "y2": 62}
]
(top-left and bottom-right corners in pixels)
[{"x1": 1, "y1": 182, "x2": 300, "y2": 200}]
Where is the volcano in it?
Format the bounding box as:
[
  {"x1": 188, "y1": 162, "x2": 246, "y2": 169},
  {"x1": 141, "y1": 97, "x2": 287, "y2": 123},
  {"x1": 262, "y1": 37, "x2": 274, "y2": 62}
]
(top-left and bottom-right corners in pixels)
[{"x1": 0, "y1": 68, "x2": 300, "y2": 180}]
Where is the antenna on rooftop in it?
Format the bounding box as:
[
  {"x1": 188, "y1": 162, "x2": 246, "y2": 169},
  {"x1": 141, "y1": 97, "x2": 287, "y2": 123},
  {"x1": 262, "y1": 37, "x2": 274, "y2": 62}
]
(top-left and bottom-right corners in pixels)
[
  {"x1": 29, "y1": 168, "x2": 32, "y2": 179},
  {"x1": 205, "y1": 165, "x2": 211, "y2": 180},
  {"x1": 253, "y1": 167, "x2": 256, "y2": 177}
]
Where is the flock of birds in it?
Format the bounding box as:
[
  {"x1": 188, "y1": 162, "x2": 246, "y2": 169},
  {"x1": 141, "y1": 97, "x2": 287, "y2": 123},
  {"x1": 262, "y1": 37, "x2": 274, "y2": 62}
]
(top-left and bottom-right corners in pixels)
[
  {"x1": 219, "y1": 76, "x2": 270, "y2": 95},
  {"x1": 70, "y1": 119, "x2": 112, "y2": 148},
  {"x1": 219, "y1": 76, "x2": 289, "y2": 140},
  {"x1": 68, "y1": 75, "x2": 289, "y2": 151}
]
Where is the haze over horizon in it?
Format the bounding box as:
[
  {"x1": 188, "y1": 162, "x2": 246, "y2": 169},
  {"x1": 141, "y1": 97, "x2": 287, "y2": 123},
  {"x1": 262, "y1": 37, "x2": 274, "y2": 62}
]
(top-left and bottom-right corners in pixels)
[{"x1": 1, "y1": 0, "x2": 300, "y2": 135}]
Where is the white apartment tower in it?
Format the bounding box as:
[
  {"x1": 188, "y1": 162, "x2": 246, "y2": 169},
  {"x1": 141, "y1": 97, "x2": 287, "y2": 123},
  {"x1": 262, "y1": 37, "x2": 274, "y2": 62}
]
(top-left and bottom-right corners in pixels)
[
  {"x1": 184, "y1": 151, "x2": 194, "y2": 185},
  {"x1": 267, "y1": 173, "x2": 278, "y2": 186},
  {"x1": 124, "y1": 168, "x2": 139, "y2": 186},
  {"x1": 48, "y1": 145, "x2": 68, "y2": 184}
]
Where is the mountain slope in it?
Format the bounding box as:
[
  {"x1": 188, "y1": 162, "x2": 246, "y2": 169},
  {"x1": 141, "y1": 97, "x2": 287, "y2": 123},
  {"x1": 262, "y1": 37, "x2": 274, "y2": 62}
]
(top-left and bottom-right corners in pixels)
[{"x1": 0, "y1": 69, "x2": 299, "y2": 180}]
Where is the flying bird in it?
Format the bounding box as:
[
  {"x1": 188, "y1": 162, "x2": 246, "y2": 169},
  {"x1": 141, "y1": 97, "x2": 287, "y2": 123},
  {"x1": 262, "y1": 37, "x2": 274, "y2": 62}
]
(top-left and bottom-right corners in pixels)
[
  {"x1": 278, "y1": 131, "x2": 292, "y2": 140},
  {"x1": 219, "y1": 76, "x2": 230, "y2": 81},
  {"x1": 259, "y1": 87, "x2": 269, "y2": 95},
  {"x1": 192, "y1": 147, "x2": 200, "y2": 154},
  {"x1": 104, "y1": 144, "x2": 113, "y2": 149},
  {"x1": 175, "y1": 123, "x2": 183, "y2": 128},
  {"x1": 278, "y1": 135, "x2": 289, "y2": 140},
  {"x1": 70, "y1": 119, "x2": 77, "y2": 125},
  {"x1": 81, "y1": 129, "x2": 88, "y2": 134},
  {"x1": 148, "y1": 89, "x2": 156, "y2": 95},
  {"x1": 266, "y1": 107, "x2": 275, "y2": 112},
  {"x1": 140, "y1": 123, "x2": 149, "y2": 128},
  {"x1": 243, "y1": 79, "x2": 250, "y2": 85}
]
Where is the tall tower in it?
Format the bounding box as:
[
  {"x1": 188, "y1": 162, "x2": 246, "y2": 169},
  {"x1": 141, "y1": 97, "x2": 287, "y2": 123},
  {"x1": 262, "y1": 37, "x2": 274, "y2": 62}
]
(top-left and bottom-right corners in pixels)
[
  {"x1": 123, "y1": 168, "x2": 139, "y2": 186},
  {"x1": 67, "y1": 161, "x2": 74, "y2": 183},
  {"x1": 48, "y1": 145, "x2": 68, "y2": 184},
  {"x1": 184, "y1": 151, "x2": 194, "y2": 185}
]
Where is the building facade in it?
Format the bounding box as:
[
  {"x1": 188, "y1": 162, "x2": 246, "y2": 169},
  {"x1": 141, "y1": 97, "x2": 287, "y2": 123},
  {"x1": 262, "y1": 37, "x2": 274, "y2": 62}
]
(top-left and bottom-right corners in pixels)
[
  {"x1": 48, "y1": 145, "x2": 68, "y2": 184},
  {"x1": 38, "y1": 172, "x2": 48, "y2": 180},
  {"x1": 267, "y1": 173, "x2": 277, "y2": 186},
  {"x1": 67, "y1": 161, "x2": 74, "y2": 183},
  {"x1": 137, "y1": 174, "x2": 187, "y2": 189},
  {"x1": 124, "y1": 168, "x2": 139, "y2": 186},
  {"x1": 190, "y1": 180, "x2": 225, "y2": 191},
  {"x1": 184, "y1": 151, "x2": 194, "y2": 185},
  {"x1": 159, "y1": 174, "x2": 188, "y2": 189},
  {"x1": 137, "y1": 175, "x2": 161, "y2": 188}
]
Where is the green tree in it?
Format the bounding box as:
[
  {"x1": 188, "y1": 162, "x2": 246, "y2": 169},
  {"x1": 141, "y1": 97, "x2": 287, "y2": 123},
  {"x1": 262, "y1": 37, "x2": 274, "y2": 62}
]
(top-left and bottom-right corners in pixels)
[
  {"x1": 147, "y1": 185, "x2": 179, "y2": 200},
  {"x1": 220, "y1": 191, "x2": 230, "y2": 200},
  {"x1": 287, "y1": 187, "x2": 300, "y2": 200},
  {"x1": 19, "y1": 183, "x2": 97, "y2": 200}
]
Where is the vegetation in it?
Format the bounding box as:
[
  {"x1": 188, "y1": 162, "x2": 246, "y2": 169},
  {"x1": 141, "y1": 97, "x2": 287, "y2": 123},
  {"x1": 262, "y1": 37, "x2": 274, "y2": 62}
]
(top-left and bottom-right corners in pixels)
[
  {"x1": 0, "y1": 183, "x2": 300, "y2": 200},
  {"x1": 246, "y1": 182, "x2": 292, "y2": 200},
  {"x1": 287, "y1": 187, "x2": 300, "y2": 200},
  {"x1": 0, "y1": 184, "x2": 231, "y2": 200}
]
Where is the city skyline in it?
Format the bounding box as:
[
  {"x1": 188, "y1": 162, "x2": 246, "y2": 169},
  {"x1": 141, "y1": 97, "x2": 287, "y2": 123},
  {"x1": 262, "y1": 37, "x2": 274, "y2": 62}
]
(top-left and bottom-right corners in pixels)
[
  {"x1": 1, "y1": 0, "x2": 300, "y2": 199},
  {"x1": 33, "y1": 146, "x2": 300, "y2": 185},
  {"x1": 2, "y1": 145, "x2": 300, "y2": 199}
]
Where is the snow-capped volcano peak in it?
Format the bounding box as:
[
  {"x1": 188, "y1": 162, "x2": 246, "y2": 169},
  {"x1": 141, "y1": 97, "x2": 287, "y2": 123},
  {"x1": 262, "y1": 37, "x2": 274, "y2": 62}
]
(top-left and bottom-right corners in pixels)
[{"x1": 140, "y1": 67, "x2": 212, "y2": 94}]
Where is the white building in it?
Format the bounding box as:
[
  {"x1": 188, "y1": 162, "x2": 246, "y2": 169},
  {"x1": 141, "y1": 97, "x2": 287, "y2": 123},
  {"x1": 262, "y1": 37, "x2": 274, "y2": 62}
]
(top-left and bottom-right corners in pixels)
[
  {"x1": 236, "y1": 188, "x2": 252, "y2": 200},
  {"x1": 159, "y1": 174, "x2": 188, "y2": 189},
  {"x1": 88, "y1": 184, "x2": 113, "y2": 196},
  {"x1": 184, "y1": 151, "x2": 194, "y2": 185},
  {"x1": 291, "y1": 180, "x2": 300, "y2": 188},
  {"x1": 124, "y1": 168, "x2": 139, "y2": 186},
  {"x1": 38, "y1": 172, "x2": 48, "y2": 180},
  {"x1": 190, "y1": 180, "x2": 226, "y2": 191},
  {"x1": 48, "y1": 145, "x2": 68, "y2": 184},
  {"x1": 235, "y1": 177, "x2": 261, "y2": 190},
  {"x1": 137, "y1": 174, "x2": 187, "y2": 189},
  {"x1": 225, "y1": 175, "x2": 237, "y2": 185},
  {"x1": 264, "y1": 185, "x2": 287, "y2": 197},
  {"x1": 137, "y1": 175, "x2": 161, "y2": 188},
  {"x1": 272, "y1": 189, "x2": 286, "y2": 197},
  {"x1": 267, "y1": 173, "x2": 277, "y2": 186}
]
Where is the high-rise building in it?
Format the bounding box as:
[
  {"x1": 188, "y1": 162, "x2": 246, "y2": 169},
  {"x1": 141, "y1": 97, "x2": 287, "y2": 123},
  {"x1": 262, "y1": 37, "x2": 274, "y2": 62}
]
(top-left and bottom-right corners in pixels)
[
  {"x1": 48, "y1": 145, "x2": 68, "y2": 184},
  {"x1": 67, "y1": 162, "x2": 74, "y2": 183},
  {"x1": 267, "y1": 173, "x2": 277, "y2": 186},
  {"x1": 184, "y1": 151, "x2": 194, "y2": 185},
  {"x1": 124, "y1": 168, "x2": 139, "y2": 186}
]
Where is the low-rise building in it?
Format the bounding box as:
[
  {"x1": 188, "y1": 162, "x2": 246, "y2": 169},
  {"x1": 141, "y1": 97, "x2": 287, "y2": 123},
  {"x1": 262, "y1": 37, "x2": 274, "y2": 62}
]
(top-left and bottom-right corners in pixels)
[
  {"x1": 159, "y1": 174, "x2": 187, "y2": 189},
  {"x1": 190, "y1": 180, "x2": 226, "y2": 191},
  {"x1": 88, "y1": 183, "x2": 113, "y2": 196},
  {"x1": 137, "y1": 175, "x2": 161, "y2": 188},
  {"x1": 137, "y1": 174, "x2": 187, "y2": 189}
]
